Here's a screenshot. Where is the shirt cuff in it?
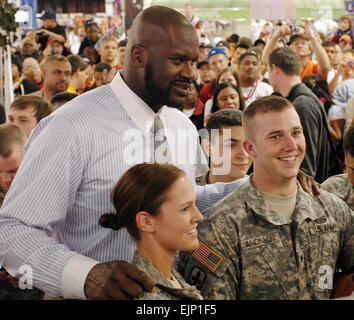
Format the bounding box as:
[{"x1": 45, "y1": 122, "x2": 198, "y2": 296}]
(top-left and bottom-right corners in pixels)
[{"x1": 62, "y1": 254, "x2": 100, "y2": 300}]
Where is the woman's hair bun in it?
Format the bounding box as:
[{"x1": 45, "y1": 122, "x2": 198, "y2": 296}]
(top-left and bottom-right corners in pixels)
[{"x1": 98, "y1": 213, "x2": 122, "y2": 230}]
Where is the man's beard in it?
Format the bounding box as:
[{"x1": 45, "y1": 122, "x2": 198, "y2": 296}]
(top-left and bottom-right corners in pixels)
[
  {"x1": 55, "y1": 82, "x2": 69, "y2": 94},
  {"x1": 144, "y1": 62, "x2": 182, "y2": 110},
  {"x1": 0, "y1": 185, "x2": 8, "y2": 195}
]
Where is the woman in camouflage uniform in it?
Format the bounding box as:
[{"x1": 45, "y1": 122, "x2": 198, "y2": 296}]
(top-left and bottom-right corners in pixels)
[{"x1": 99, "y1": 163, "x2": 203, "y2": 300}]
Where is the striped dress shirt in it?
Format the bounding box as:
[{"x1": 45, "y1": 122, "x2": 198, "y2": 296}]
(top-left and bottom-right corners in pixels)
[{"x1": 0, "y1": 72, "x2": 247, "y2": 299}]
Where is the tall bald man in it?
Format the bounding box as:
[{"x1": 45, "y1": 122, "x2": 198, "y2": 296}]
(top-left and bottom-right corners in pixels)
[{"x1": 0, "y1": 6, "x2": 247, "y2": 300}]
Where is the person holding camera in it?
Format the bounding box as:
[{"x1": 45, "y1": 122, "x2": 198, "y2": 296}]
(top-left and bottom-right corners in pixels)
[
  {"x1": 262, "y1": 19, "x2": 331, "y2": 80},
  {"x1": 41, "y1": 37, "x2": 72, "y2": 62},
  {"x1": 36, "y1": 9, "x2": 67, "y2": 54},
  {"x1": 40, "y1": 37, "x2": 71, "y2": 62}
]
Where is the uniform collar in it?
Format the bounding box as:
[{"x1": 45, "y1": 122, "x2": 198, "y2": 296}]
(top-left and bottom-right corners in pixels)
[
  {"x1": 244, "y1": 176, "x2": 319, "y2": 225},
  {"x1": 133, "y1": 251, "x2": 202, "y2": 299}
]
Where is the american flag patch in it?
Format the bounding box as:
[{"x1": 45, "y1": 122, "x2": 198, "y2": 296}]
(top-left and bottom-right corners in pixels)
[{"x1": 192, "y1": 242, "x2": 223, "y2": 272}]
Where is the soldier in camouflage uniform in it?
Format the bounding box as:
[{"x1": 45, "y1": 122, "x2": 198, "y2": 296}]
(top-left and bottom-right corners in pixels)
[
  {"x1": 99, "y1": 163, "x2": 203, "y2": 300},
  {"x1": 322, "y1": 175, "x2": 354, "y2": 211},
  {"x1": 322, "y1": 126, "x2": 354, "y2": 211},
  {"x1": 181, "y1": 96, "x2": 353, "y2": 300}
]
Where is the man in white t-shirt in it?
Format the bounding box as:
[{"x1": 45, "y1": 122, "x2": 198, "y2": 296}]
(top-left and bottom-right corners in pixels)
[{"x1": 238, "y1": 51, "x2": 273, "y2": 107}]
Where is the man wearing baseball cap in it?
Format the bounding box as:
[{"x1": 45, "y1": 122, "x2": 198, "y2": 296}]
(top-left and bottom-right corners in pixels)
[
  {"x1": 216, "y1": 40, "x2": 231, "y2": 59},
  {"x1": 36, "y1": 8, "x2": 67, "y2": 53},
  {"x1": 199, "y1": 47, "x2": 229, "y2": 104},
  {"x1": 227, "y1": 34, "x2": 239, "y2": 62},
  {"x1": 262, "y1": 19, "x2": 330, "y2": 80},
  {"x1": 197, "y1": 61, "x2": 213, "y2": 90}
]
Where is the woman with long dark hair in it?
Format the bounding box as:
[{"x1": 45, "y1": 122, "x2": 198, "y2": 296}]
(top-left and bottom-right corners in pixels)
[{"x1": 210, "y1": 81, "x2": 245, "y2": 114}]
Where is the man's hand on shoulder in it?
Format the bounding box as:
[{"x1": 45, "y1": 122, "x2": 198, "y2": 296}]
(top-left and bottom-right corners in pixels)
[
  {"x1": 84, "y1": 260, "x2": 156, "y2": 300},
  {"x1": 297, "y1": 170, "x2": 321, "y2": 197}
]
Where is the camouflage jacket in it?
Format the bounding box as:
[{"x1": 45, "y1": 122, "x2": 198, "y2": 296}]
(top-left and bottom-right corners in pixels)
[
  {"x1": 133, "y1": 252, "x2": 202, "y2": 300},
  {"x1": 180, "y1": 178, "x2": 353, "y2": 300},
  {"x1": 322, "y1": 174, "x2": 354, "y2": 211}
]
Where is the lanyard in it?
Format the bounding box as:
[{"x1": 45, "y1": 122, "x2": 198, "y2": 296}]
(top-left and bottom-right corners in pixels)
[{"x1": 243, "y1": 80, "x2": 259, "y2": 101}]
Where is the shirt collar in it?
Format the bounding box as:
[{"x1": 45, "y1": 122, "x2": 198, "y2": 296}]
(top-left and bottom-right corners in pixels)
[
  {"x1": 245, "y1": 177, "x2": 319, "y2": 225},
  {"x1": 110, "y1": 72, "x2": 166, "y2": 136}
]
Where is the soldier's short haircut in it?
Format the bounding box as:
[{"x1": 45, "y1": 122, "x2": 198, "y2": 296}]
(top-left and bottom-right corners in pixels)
[
  {"x1": 268, "y1": 47, "x2": 302, "y2": 76},
  {"x1": 242, "y1": 95, "x2": 295, "y2": 140},
  {"x1": 0, "y1": 123, "x2": 27, "y2": 158},
  {"x1": 343, "y1": 126, "x2": 354, "y2": 157},
  {"x1": 10, "y1": 95, "x2": 53, "y2": 123},
  {"x1": 206, "y1": 108, "x2": 243, "y2": 142}
]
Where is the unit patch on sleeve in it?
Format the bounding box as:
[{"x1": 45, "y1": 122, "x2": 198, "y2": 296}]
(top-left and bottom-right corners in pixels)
[{"x1": 187, "y1": 266, "x2": 207, "y2": 290}]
